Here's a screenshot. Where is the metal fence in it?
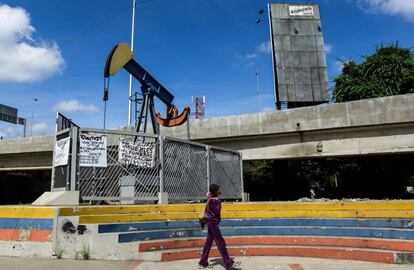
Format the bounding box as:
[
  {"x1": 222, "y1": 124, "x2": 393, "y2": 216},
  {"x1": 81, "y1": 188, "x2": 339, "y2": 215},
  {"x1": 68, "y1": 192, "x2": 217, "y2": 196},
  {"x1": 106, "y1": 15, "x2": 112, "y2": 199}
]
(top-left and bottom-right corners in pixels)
[{"x1": 51, "y1": 127, "x2": 243, "y2": 203}]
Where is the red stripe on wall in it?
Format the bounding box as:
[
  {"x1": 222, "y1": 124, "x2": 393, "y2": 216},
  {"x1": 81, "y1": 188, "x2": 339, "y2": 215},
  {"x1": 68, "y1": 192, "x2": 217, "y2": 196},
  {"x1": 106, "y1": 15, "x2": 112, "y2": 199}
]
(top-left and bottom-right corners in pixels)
[{"x1": 0, "y1": 229, "x2": 52, "y2": 242}]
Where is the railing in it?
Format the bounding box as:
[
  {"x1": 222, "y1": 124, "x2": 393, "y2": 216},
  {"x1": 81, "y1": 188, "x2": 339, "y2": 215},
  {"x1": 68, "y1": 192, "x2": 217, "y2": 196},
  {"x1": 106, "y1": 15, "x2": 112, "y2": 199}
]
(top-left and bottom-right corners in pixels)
[{"x1": 51, "y1": 127, "x2": 243, "y2": 203}]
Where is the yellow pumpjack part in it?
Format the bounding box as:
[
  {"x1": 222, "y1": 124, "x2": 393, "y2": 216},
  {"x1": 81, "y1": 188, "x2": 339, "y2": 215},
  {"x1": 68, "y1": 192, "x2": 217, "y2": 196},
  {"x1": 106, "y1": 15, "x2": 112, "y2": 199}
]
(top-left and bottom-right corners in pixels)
[{"x1": 106, "y1": 43, "x2": 133, "y2": 77}]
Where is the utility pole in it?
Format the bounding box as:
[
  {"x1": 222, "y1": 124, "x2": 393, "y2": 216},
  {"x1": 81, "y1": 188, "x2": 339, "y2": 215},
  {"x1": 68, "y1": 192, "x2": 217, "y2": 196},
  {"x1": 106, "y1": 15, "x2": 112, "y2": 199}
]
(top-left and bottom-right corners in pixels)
[
  {"x1": 128, "y1": 0, "x2": 137, "y2": 126},
  {"x1": 30, "y1": 98, "x2": 38, "y2": 136},
  {"x1": 255, "y1": 71, "x2": 262, "y2": 111}
]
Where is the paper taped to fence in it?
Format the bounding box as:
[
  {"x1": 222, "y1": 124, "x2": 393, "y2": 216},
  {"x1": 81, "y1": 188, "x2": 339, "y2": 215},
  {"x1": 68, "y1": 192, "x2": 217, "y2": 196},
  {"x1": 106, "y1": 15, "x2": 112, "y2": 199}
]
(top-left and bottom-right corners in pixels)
[
  {"x1": 79, "y1": 134, "x2": 107, "y2": 167},
  {"x1": 118, "y1": 138, "x2": 155, "y2": 168},
  {"x1": 54, "y1": 137, "x2": 70, "y2": 167}
]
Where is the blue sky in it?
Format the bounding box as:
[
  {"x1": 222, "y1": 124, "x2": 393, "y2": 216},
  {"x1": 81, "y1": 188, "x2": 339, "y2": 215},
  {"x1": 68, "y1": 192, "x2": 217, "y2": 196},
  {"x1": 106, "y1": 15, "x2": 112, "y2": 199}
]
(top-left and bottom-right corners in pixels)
[{"x1": 0, "y1": 0, "x2": 413, "y2": 137}]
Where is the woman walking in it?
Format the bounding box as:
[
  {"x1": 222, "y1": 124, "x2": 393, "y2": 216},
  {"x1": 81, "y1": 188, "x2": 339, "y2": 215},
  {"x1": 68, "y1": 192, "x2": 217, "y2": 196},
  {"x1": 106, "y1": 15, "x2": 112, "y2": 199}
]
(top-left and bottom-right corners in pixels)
[{"x1": 199, "y1": 184, "x2": 241, "y2": 269}]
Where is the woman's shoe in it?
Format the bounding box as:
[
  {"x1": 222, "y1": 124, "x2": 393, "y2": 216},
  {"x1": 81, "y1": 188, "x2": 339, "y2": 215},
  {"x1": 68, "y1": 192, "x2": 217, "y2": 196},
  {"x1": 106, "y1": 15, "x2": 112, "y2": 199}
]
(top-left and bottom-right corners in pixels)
[
  {"x1": 198, "y1": 264, "x2": 213, "y2": 269},
  {"x1": 226, "y1": 261, "x2": 241, "y2": 270}
]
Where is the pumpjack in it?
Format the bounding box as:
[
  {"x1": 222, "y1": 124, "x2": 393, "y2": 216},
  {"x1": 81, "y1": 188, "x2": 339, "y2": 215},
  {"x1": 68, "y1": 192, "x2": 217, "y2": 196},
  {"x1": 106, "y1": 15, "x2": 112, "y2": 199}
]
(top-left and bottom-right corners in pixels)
[{"x1": 103, "y1": 43, "x2": 190, "y2": 134}]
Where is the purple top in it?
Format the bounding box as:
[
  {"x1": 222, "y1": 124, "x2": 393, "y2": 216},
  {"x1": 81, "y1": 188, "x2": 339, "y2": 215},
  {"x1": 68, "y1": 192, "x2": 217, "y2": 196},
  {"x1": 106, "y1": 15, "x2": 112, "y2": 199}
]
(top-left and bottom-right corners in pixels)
[{"x1": 204, "y1": 192, "x2": 221, "y2": 223}]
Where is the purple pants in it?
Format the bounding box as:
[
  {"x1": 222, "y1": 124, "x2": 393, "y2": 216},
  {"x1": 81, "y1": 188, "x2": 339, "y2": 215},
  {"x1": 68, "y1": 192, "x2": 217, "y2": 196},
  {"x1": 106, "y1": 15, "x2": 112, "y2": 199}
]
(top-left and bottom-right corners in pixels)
[{"x1": 199, "y1": 221, "x2": 234, "y2": 268}]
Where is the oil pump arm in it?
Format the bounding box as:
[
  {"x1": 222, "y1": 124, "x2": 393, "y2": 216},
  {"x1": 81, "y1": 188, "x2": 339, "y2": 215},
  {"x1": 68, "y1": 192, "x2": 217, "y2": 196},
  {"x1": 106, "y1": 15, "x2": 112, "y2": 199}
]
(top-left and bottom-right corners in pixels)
[{"x1": 103, "y1": 43, "x2": 190, "y2": 133}]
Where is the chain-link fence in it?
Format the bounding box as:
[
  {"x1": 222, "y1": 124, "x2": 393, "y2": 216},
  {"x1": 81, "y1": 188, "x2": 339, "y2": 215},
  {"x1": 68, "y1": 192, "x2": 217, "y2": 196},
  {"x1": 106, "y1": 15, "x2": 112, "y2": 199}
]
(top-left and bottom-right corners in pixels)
[
  {"x1": 210, "y1": 147, "x2": 243, "y2": 199},
  {"x1": 163, "y1": 137, "x2": 208, "y2": 200},
  {"x1": 78, "y1": 129, "x2": 159, "y2": 201},
  {"x1": 52, "y1": 127, "x2": 243, "y2": 203}
]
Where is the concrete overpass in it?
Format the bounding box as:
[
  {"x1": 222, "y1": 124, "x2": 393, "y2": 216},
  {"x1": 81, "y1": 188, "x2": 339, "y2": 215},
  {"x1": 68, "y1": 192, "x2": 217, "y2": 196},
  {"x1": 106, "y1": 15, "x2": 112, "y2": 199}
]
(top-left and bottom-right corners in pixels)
[
  {"x1": 163, "y1": 94, "x2": 414, "y2": 160},
  {"x1": 0, "y1": 94, "x2": 414, "y2": 171}
]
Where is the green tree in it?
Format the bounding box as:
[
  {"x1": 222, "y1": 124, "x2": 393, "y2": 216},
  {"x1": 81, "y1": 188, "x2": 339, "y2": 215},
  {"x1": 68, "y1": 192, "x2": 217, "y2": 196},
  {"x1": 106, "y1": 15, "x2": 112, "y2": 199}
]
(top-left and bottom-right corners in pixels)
[{"x1": 333, "y1": 44, "x2": 414, "y2": 102}]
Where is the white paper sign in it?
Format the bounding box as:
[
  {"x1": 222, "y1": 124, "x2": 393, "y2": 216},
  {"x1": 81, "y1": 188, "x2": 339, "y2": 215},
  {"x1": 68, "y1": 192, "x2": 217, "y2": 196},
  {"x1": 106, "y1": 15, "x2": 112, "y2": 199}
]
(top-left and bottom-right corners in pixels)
[
  {"x1": 54, "y1": 137, "x2": 70, "y2": 167},
  {"x1": 79, "y1": 134, "x2": 107, "y2": 167},
  {"x1": 289, "y1": 5, "x2": 314, "y2": 16},
  {"x1": 118, "y1": 138, "x2": 154, "y2": 168}
]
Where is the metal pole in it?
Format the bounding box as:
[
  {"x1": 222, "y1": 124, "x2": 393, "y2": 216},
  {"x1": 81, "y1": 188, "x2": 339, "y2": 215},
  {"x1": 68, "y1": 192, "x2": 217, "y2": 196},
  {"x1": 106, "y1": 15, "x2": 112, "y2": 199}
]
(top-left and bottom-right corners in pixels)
[
  {"x1": 103, "y1": 100, "x2": 107, "y2": 129},
  {"x1": 256, "y1": 71, "x2": 261, "y2": 111},
  {"x1": 186, "y1": 113, "x2": 190, "y2": 140},
  {"x1": 66, "y1": 129, "x2": 72, "y2": 191},
  {"x1": 30, "y1": 98, "x2": 38, "y2": 136},
  {"x1": 239, "y1": 152, "x2": 244, "y2": 195},
  {"x1": 206, "y1": 146, "x2": 211, "y2": 192},
  {"x1": 128, "y1": 0, "x2": 137, "y2": 126},
  {"x1": 159, "y1": 135, "x2": 165, "y2": 193},
  {"x1": 23, "y1": 121, "x2": 26, "y2": 137},
  {"x1": 70, "y1": 126, "x2": 78, "y2": 191}
]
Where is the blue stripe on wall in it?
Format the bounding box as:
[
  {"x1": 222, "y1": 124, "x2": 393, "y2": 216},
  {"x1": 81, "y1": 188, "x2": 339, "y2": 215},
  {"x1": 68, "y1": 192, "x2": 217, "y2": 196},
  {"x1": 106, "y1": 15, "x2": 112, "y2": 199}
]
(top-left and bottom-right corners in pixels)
[
  {"x1": 118, "y1": 226, "x2": 414, "y2": 243},
  {"x1": 100, "y1": 218, "x2": 414, "y2": 234},
  {"x1": 0, "y1": 218, "x2": 53, "y2": 230}
]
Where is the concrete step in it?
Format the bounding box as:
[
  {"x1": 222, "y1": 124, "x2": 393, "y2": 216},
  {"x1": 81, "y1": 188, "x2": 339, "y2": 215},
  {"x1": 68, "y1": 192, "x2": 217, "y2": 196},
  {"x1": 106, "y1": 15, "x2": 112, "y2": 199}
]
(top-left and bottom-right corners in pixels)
[
  {"x1": 97, "y1": 218, "x2": 414, "y2": 234},
  {"x1": 78, "y1": 212, "x2": 199, "y2": 224},
  {"x1": 59, "y1": 205, "x2": 203, "y2": 216},
  {"x1": 118, "y1": 225, "x2": 414, "y2": 242},
  {"x1": 59, "y1": 203, "x2": 414, "y2": 224},
  {"x1": 139, "y1": 244, "x2": 414, "y2": 264},
  {"x1": 78, "y1": 210, "x2": 414, "y2": 223},
  {"x1": 138, "y1": 236, "x2": 414, "y2": 252},
  {"x1": 58, "y1": 201, "x2": 414, "y2": 218}
]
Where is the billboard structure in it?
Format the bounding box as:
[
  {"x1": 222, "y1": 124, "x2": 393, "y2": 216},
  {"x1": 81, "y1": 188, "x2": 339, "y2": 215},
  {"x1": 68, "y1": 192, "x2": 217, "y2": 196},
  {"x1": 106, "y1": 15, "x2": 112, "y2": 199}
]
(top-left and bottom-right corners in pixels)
[
  {"x1": 268, "y1": 3, "x2": 329, "y2": 109},
  {"x1": 0, "y1": 104, "x2": 18, "y2": 124},
  {"x1": 0, "y1": 104, "x2": 26, "y2": 136}
]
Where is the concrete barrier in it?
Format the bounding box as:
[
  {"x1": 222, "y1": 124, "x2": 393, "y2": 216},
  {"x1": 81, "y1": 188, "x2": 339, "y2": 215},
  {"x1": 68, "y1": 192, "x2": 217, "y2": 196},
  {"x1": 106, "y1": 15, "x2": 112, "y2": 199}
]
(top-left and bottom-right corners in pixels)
[
  {"x1": 1, "y1": 201, "x2": 414, "y2": 263},
  {"x1": 0, "y1": 206, "x2": 55, "y2": 257}
]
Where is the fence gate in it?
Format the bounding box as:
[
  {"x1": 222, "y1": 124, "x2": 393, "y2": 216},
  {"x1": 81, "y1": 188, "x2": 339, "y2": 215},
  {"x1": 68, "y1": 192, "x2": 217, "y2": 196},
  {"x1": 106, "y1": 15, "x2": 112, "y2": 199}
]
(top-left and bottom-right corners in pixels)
[
  {"x1": 210, "y1": 147, "x2": 243, "y2": 199},
  {"x1": 163, "y1": 137, "x2": 208, "y2": 200}
]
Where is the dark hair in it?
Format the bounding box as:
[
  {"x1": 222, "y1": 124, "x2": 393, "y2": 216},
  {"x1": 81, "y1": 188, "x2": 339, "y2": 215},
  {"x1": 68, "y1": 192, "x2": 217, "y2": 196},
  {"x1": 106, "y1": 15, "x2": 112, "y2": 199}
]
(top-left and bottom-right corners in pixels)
[{"x1": 209, "y1": 184, "x2": 220, "y2": 196}]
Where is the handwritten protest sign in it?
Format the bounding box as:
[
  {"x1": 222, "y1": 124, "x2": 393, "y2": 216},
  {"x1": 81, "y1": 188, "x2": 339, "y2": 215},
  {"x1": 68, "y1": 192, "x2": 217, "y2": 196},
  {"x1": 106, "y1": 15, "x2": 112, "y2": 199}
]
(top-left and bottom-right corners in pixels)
[
  {"x1": 54, "y1": 137, "x2": 70, "y2": 167},
  {"x1": 79, "y1": 134, "x2": 107, "y2": 167},
  {"x1": 118, "y1": 138, "x2": 155, "y2": 168}
]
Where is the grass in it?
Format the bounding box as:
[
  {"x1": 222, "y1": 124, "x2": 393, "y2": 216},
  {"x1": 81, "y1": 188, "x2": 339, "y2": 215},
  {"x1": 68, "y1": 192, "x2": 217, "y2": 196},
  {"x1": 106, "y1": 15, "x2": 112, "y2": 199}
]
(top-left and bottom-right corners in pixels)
[{"x1": 79, "y1": 244, "x2": 91, "y2": 260}]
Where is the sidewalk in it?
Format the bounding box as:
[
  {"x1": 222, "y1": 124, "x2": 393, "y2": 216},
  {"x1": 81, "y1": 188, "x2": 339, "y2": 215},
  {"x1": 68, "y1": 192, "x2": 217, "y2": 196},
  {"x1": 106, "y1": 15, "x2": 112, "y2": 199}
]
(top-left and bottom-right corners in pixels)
[
  {"x1": 135, "y1": 257, "x2": 414, "y2": 270},
  {"x1": 1, "y1": 256, "x2": 413, "y2": 270}
]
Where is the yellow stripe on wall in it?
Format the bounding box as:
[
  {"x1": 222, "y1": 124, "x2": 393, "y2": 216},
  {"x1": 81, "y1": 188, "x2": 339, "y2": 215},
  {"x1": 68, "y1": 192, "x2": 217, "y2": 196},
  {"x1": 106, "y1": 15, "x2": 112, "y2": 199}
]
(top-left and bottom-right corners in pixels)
[
  {"x1": 60, "y1": 205, "x2": 204, "y2": 216},
  {"x1": 61, "y1": 201, "x2": 414, "y2": 216},
  {"x1": 222, "y1": 210, "x2": 414, "y2": 219},
  {"x1": 0, "y1": 207, "x2": 55, "y2": 219},
  {"x1": 78, "y1": 210, "x2": 414, "y2": 224},
  {"x1": 223, "y1": 201, "x2": 414, "y2": 211}
]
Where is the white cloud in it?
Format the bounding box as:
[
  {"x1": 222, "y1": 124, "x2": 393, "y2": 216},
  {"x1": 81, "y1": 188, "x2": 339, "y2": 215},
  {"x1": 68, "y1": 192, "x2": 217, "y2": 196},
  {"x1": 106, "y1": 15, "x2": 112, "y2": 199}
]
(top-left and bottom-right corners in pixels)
[
  {"x1": 246, "y1": 53, "x2": 258, "y2": 59},
  {"x1": 262, "y1": 106, "x2": 274, "y2": 112},
  {"x1": 257, "y1": 41, "x2": 271, "y2": 54},
  {"x1": 0, "y1": 125, "x2": 20, "y2": 138},
  {"x1": 245, "y1": 41, "x2": 271, "y2": 60},
  {"x1": 0, "y1": 122, "x2": 50, "y2": 137},
  {"x1": 54, "y1": 100, "x2": 99, "y2": 113},
  {"x1": 0, "y1": 4, "x2": 64, "y2": 82},
  {"x1": 31, "y1": 122, "x2": 49, "y2": 135},
  {"x1": 324, "y1": 43, "x2": 333, "y2": 55},
  {"x1": 357, "y1": 0, "x2": 414, "y2": 21}
]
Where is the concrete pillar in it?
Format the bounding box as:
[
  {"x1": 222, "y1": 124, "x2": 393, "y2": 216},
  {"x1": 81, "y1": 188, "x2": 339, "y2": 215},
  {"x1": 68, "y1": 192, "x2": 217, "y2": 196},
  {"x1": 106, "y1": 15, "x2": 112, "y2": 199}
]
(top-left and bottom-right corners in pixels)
[
  {"x1": 242, "y1": 192, "x2": 250, "y2": 202},
  {"x1": 158, "y1": 192, "x2": 169, "y2": 204}
]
